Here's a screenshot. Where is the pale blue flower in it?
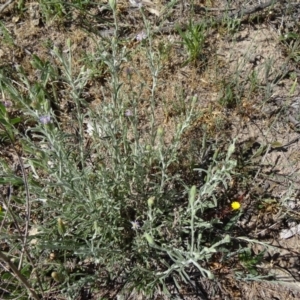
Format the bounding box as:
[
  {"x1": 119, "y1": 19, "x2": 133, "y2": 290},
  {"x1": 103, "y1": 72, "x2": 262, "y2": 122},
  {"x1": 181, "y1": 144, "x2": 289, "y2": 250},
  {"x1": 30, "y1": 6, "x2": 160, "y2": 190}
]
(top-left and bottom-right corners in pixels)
[
  {"x1": 136, "y1": 31, "x2": 147, "y2": 41},
  {"x1": 130, "y1": 220, "x2": 140, "y2": 230},
  {"x1": 125, "y1": 109, "x2": 133, "y2": 117},
  {"x1": 39, "y1": 115, "x2": 51, "y2": 125}
]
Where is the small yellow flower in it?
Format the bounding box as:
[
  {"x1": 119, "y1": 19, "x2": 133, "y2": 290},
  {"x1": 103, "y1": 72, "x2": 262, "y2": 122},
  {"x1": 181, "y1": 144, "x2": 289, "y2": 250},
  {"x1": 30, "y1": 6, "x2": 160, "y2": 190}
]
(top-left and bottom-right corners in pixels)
[{"x1": 231, "y1": 201, "x2": 241, "y2": 210}]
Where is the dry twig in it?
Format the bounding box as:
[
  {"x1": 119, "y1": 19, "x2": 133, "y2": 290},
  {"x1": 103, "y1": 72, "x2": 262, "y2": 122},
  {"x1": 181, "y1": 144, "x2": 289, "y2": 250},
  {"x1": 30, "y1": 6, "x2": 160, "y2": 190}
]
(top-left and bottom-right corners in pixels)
[
  {"x1": 0, "y1": 0, "x2": 15, "y2": 13},
  {"x1": 156, "y1": 0, "x2": 284, "y2": 34},
  {"x1": 0, "y1": 251, "x2": 40, "y2": 300}
]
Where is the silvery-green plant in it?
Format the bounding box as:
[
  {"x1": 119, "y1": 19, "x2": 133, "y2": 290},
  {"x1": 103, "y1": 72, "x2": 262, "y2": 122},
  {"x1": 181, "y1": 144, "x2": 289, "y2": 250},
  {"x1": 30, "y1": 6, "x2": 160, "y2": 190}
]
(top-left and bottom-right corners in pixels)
[
  {"x1": 0, "y1": 7, "x2": 201, "y2": 299},
  {"x1": 0, "y1": 1, "x2": 284, "y2": 298},
  {"x1": 138, "y1": 142, "x2": 237, "y2": 294}
]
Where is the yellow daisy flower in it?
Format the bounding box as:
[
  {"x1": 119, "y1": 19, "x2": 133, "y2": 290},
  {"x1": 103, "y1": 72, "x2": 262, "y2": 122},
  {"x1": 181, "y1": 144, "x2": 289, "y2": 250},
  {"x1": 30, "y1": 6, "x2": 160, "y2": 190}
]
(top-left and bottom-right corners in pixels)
[{"x1": 231, "y1": 201, "x2": 241, "y2": 210}]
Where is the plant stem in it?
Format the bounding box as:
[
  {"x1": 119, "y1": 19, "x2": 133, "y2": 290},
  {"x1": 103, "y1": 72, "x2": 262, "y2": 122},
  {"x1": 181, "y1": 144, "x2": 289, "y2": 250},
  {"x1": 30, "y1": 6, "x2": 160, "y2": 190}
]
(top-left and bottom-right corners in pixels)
[{"x1": 0, "y1": 251, "x2": 40, "y2": 300}]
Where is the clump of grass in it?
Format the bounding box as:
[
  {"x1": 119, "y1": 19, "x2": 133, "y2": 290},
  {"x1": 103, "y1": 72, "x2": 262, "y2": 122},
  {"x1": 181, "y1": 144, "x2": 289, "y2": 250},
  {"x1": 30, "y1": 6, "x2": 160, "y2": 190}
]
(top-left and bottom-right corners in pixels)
[
  {"x1": 177, "y1": 20, "x2": 207, "y2": 66},
  {"x1": 0, "y1": 21, "x2": 14, "y2": 46},
  {"x1": 279, "y1": 32, "x2": 300, "y2": 63}
]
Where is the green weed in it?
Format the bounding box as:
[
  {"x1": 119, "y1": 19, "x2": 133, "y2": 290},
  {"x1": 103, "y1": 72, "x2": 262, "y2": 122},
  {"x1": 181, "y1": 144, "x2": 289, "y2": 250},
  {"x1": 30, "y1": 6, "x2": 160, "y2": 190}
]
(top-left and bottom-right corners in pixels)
[
  {"x1": 177, "y1": 21, "x2": 206, "y2": 66},
  {"x1": 238, "y1": 248, "x2": 265, "y2": 276},
  {"x1": 0, "y1": 22, "x2": 14, "y2": 46}
]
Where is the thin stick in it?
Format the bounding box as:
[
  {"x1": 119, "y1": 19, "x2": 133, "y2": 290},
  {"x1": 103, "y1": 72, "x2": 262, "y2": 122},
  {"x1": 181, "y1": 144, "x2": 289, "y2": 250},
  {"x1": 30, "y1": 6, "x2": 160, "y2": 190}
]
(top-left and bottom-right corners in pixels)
[
  {"x1": 0, "y1": 250, "x2": 40, "y2": 300},
  {"x1": 0, "y1": 124, "x2": 44, "y2": 294},
  {"x1": 0, "y1": 0, "x2": 15, "y2": 13}
]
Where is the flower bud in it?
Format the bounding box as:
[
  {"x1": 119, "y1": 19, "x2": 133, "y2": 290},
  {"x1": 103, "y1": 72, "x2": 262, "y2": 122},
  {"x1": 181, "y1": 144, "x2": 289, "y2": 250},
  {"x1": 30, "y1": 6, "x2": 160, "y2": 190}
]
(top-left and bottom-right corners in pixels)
[
  {"x1": 57, "y1": 218, "x2": 66, "y2": 236},
  {"x1": 157, "y1": 127, "x2": 164, "y2": 136},
  {"x1": 109, "y1": 0, "x2": 116, "y2": 10},
  {"x1": 147, "y1": 196, "x2": 155, "y2": 208},
  {"x1": 51, "y1": 271, "x2": 64, "y2": 282},
  {"x1": 144, "y1": 233, "x2": 154, "y2": 245}
]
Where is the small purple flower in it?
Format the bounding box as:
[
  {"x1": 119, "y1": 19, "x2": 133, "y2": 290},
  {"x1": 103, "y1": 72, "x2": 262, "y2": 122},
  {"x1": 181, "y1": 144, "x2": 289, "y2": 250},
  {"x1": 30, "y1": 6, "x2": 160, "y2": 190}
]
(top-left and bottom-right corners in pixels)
[
  {"x1": 124, "y1": 67, "x2": 133, "y2": 76},
  {"x1": 136, "y1": 31, "x2": 147, "y2": 41},
  {"x1": 39, "y1": 115, "x2": 51, "y2": 125},
  {"x1": 125, "y1": 109, "x2": 133, "y2": 117},
  {"x1": 0, "y1": 100, "x2": 12, "y2": 107},
  {"x1": 130, "y1": 220, "x2": 140, "y2": 230}
]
